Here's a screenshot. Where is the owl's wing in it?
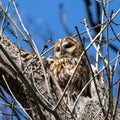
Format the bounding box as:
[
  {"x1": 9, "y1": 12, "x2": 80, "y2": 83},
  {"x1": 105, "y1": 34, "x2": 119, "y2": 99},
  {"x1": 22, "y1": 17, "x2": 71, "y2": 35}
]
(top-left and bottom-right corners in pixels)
[{"x1": 70, "y1": 64, "x2": 91, "y2": 98}]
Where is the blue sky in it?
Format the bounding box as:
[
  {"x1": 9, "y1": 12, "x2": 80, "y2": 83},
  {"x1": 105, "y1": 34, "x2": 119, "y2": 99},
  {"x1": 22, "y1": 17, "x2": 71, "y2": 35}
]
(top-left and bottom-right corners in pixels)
[
  {"x1": 18, "y1": 0, "x2": 120, "y2": 39},
  {"x1": 17, "y1": 1, "x2": 89, "y2": 50},
  {"x1": 15, "y1": 0, "x2": 120, "y2": 55}
]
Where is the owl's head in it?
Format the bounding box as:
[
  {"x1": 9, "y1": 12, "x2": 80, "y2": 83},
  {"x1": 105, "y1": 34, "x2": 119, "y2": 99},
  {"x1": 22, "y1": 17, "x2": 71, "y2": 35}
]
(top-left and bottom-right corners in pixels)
[{"x1": 54, "y1": 37, "x2": 83, "y2": 59}]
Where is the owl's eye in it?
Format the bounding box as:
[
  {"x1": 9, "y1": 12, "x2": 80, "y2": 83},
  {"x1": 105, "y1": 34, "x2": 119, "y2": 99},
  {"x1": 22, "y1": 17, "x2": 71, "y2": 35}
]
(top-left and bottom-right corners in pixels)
[
  {"x1": 56, "y1": 47, "x2": 60, "y2": 52},
  {"x1": 64, "y1": 43, "x2": 73, "y2": 48}
]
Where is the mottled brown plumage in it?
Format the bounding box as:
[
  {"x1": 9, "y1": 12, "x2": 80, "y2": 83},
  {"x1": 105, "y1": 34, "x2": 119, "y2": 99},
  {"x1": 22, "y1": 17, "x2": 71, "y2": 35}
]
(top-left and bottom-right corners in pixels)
[{"x1": 51, "y1": 37, "x2": 91, "y2": 97}]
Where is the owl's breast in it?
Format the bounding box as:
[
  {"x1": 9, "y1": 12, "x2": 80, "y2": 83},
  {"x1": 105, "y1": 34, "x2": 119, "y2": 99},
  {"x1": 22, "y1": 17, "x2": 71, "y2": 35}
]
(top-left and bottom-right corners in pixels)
[{"x1": 51, "y1": 58, "x2": 78, "y2": 88}]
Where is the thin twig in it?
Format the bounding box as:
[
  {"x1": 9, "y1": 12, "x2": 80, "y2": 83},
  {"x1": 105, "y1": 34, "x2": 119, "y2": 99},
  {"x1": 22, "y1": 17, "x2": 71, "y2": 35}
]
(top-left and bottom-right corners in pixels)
[
  {"x1": 84, "y1": 18, "x2": 109, "y2": 116},
  {"x1": 73, "y1": 26, "x2": 105, "y2": 115},
  {"x1": 12, "y1": 0, "x2": 30, "y2": 37},
  {"x1": 2, "y1": 75, "x2": 32, "y2": 119},
  {"x1": 12, "y1": 0, "x2": 51, "y2": 96},
  {"x1": 84, "y1": 18, "x2": 110, "y2": 67},
  {"x1": 0, "y1": 0, "x2": 11, "y2": 33},
  {"x1": 113, "y1": 52, "x2": 119, "y2": 73},
  {"x1": 72, "y1": 8, "x2": 120, "y2": 39},
  {"x1": 98, "y1": 54, "x2": 120, "y2": 77},
  {"x1": 102, "y1": 0, "x2": 120, "y2": 42},
  {"x1": 96, "y1": 5, "x2": 105, "y2": 70},
  {"x1": 101, "y1": 1, "x2": 114, "y2": 119},
  {"x1": 41, "y1": 45, "x2": 54, "y2": 56},
  {"x1": 0, "y1": 4, "x2": 27, "y2": 41},
  {"x1": 72, "y1": 78, "x2": 92, "y2": 112}
]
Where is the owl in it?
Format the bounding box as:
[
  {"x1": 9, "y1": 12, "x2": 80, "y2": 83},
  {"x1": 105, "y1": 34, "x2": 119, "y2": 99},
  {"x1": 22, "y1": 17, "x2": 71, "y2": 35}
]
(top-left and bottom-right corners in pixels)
[{"x1": 50, "y1": 37, "x2": 91, "y2": 98}]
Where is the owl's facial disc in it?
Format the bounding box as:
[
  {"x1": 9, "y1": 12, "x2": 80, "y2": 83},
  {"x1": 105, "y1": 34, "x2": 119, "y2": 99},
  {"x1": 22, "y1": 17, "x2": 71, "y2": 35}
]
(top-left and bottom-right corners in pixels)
[{"x1": 54, "y1": 37, "x2": 81, "y2": 59}]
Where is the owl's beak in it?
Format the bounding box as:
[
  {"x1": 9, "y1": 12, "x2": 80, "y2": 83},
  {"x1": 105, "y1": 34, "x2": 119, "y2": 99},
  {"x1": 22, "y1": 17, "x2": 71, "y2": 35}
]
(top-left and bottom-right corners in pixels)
[{"x1": 61, "y1": 49, "x2": 66, "y2": 55}]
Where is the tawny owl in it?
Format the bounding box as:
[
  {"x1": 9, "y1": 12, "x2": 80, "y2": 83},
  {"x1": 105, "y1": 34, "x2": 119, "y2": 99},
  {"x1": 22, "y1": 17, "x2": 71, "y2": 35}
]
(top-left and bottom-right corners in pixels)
[{"x1": 50, "y1": 37, "x2": 91, "y2": 98}]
